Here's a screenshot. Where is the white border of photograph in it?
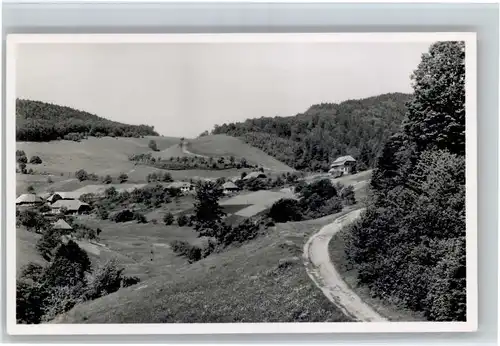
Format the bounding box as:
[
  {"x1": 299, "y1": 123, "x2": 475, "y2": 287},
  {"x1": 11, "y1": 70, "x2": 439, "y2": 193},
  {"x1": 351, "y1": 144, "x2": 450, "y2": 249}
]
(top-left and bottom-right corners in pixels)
[{"x1": 6, "y1": 32, "x2": 477, "y2": 335}]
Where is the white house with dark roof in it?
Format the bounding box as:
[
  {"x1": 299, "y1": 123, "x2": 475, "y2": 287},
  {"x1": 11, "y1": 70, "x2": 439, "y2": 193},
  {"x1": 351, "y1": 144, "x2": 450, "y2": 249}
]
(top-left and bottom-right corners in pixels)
[
  {"x1": 329, "y1": 155, "x2": 356, "y2": 175},
  {"x1": 222, "y1": 181, "x2": 240, "y2": 195},
  {"x1": 50, "y1": 200, "x2": 91, "y2": 215},
  {"x1": 166, "y1": 181, "x2": 194, "y2": 194}
]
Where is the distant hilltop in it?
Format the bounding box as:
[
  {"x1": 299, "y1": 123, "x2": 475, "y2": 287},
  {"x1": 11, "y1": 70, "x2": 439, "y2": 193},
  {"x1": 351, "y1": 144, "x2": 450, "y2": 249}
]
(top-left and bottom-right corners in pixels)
[{"x1": 16, "y1": 99, "x2": 159, "y2": 142}]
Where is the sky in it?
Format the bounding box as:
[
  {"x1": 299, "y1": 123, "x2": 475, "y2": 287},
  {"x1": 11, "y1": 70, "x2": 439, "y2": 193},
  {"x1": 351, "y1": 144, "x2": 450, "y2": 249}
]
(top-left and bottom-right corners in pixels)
[{"x1": 16, "y1": 41, "x2": 432, "y2": 138}]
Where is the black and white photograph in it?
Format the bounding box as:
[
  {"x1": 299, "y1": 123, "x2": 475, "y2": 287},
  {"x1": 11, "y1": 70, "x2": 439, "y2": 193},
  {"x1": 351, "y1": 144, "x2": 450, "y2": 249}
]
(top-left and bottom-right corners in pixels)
[{"x1": 7, "y1": 33, "x2": 477, "y2": 334}]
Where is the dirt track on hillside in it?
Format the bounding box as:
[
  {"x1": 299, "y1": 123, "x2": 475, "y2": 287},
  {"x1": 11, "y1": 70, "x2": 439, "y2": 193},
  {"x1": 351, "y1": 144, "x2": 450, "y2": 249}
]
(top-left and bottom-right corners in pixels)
[{"x1": 303, "y1": 208, "x2": 387, "y2": 322}]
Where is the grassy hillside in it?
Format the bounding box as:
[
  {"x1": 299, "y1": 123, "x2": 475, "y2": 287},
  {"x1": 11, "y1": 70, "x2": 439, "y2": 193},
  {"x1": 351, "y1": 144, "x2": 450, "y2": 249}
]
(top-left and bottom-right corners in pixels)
[
  {"x1": 154, "y1": 135, "x2": 294, "y2": 172},
  {"x1": 211, "y1": 93, "x2": 411, "y2": 171},
  {"x1": 16, "y1": 99, "x2": 158, "y2": 141},
  {"x1": 16, "y1": 229, "x2": 45, "y2": 274},
  {"x1": 16, "y1": 136, "x2": 181, "y2": 192},
  {"x1": 187, "y1": 135, "x2": 295, "y2": 172},
  {"x1": 51, "y1": 209, "x2": 356, "y2": 324}
]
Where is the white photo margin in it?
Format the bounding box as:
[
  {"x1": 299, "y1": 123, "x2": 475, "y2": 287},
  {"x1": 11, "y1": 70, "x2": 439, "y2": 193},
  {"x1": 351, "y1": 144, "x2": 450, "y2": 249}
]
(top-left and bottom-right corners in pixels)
[{"x1": 5, "y1": 32, "x2": 478, "y2": 335}]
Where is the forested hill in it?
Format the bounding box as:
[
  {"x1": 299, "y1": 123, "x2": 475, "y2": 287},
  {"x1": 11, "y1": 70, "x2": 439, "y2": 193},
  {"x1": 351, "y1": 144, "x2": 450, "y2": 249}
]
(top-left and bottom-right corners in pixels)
[
  {"x1": 211, "y1": 93, "x2": 411, "y2": 171},
  {"x1": 16, "y1": 99, "x2": 158, "y2": 142}
]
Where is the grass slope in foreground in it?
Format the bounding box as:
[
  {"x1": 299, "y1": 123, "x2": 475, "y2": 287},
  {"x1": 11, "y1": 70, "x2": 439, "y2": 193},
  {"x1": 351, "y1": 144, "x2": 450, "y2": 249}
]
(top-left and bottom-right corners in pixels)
[{"x1": 52, "y1": 211, "x2": 355, "y2": 323}]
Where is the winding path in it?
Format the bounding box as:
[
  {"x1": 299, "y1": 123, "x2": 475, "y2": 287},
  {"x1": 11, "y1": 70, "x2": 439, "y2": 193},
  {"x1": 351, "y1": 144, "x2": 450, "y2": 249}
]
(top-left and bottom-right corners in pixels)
[{"x1": 303, "y1": 208, "x2": 388, "y2": 322}]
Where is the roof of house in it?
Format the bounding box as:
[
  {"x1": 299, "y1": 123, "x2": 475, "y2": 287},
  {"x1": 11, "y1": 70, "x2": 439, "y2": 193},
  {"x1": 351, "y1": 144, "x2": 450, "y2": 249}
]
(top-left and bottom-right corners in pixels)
[
  {"x1": 222, "y1": 181, "x2": 239, "y2": 189},
  {"x1": 331, "y1": 155, "x2": 356, "y2": 167},
  {"x1": 16, "y1": 194, "x2": 43, "y2": 204},
  {"x1": 48, "y1": 191, "x2": 81, "y2": 201},
  {"x1": 50, "y1": 199, "x2": 90, "y2": 211},
  {"x1": 52, "y1": 219, "x2": 73, "y2": 230},
  {"x1": 243, "y1": 172, "x2": 267, "y2": 180}
]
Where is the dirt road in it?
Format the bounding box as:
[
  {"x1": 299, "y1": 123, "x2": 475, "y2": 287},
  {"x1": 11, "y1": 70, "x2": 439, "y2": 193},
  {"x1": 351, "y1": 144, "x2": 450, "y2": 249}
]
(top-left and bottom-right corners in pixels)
[{"x1": 303, "y1": 208, "x2": 388, "y2": 322}]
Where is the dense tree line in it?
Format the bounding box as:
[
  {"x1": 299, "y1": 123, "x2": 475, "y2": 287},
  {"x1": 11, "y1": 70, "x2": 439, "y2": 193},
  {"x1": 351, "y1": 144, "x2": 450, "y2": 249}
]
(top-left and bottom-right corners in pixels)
[
  {"x1": 211, "y1": 93, "x2": 411, "y2": 171},
  {"x1": 129, "y1": 152, "x2": 256, "y2": 171},
  {"x1": 16, "y1": 99, "x2": 158, "y2": 142},
  {"x1": 268, "y1": 179, "x2": 355, "y2": 223},
  {"x1": 342, "y1": 42, "x2": 466, "y2": 321}
]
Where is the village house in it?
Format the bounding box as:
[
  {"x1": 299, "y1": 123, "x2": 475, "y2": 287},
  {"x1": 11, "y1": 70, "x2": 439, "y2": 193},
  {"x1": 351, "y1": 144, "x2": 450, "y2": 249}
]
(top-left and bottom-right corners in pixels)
[
  {"x1": 166, "y1": 181, "x2": 194, "y2": 194},
  {"x1": 222, "y1": 181, "x2": 240, "y2": 195},
  {"x1": 47, "y1": 191, "x2": 81, "y2": 204},
  {"x1": 51, "y1": 218, "x2": 73, "y2": 231},
  {"x1": 329, "y1": 155, "x2": 356, "y2": 176},
  {"x1": 15, "y1": 193, "x2": 44, "y2": 207},
  {"x1": 50, "y1": 200, "x2": 91, "y2": 215},
  {"x1": 243, "y1": 171, "x2": 267, "y2": 181}
]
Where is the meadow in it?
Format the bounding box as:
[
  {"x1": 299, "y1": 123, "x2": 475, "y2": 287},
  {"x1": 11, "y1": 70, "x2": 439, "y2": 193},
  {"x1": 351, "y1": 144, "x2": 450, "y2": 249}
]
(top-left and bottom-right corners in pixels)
[{"x1": 52, "y1": 209, "x2": 355, "y2": 324}]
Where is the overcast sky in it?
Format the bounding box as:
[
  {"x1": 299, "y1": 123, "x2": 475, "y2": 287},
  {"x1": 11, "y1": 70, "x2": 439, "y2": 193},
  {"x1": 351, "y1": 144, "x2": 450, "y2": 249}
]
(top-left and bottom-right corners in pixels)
[{"x1": 16, "y1": 41, "x2": 432, "y2": 138}]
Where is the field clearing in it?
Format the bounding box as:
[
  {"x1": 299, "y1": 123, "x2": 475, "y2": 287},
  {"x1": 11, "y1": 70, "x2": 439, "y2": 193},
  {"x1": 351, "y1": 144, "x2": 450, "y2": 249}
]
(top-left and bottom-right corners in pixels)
[
  {"x1": 187, "y1": 135, "x2": 295, "y2": 172},
  {"x1": 53, "y1": 209, "x2": 355, "y2": 324},
  {"x1": 145, "y1": 195, "x2": 196, "y2": 221},
  {"x1": 220, "y1": 189, "x2": 298, "y2": 217},
  {"x1": 76, "y1": 218, "x2": 205, "y2": 280},
  {"x1": 16, "y1": 136, "x2": 180, "y2": 179}
]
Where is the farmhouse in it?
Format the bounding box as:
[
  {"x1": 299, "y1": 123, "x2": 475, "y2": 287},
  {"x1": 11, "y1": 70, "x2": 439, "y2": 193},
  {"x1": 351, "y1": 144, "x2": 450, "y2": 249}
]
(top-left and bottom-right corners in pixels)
[
  {"x1": 50, "y1": 200, "x2": 91, "y2": 215},
  {"x1": 15, "y1": 194, "x2": 43, "y2": 206},
  {"x1": 243, "y1": 171, "x2": 267, "y2": 181},
  {"x1": 329, "y1": 155, "x2": 356, "y2": 175},
  {"x1": 166, "y1": 181, "x2": 194, "y2": 194},
  {"x1": 222, "y1": 181, "x2": 240, "y2": 195},
  {"x1": 52, "y1": 218, "x2": 73, "y2": 231},
  {"x1": 47, "y1": 191, "x2": 81, "y2": 204}
]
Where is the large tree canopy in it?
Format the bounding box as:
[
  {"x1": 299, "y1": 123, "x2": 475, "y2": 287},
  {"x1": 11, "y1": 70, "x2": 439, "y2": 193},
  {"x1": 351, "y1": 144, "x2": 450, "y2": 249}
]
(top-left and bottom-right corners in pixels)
[{"x1": 344, "y1": 41, "x2": 466, "y2": 321}]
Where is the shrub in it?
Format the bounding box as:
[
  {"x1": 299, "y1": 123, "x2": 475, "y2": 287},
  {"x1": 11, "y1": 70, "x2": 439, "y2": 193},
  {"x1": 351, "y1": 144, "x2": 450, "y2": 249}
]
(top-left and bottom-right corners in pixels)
[
  {"x1": 84, "y1": 260, "x2": 124, "y2": 300},
  {"x1": 134, "y1": 212, "x2": 148, "y2": 223},
  {"x1": 44, "y1": 240, "x2": 92, "y2": 287},
  {"x1": 47, "y1": 176, "x2": 54, "y2": 184},
  {"x1": 161, "y1": 172, "x2": 173, "y2": 182},
  {"x1": 211, "y1": 219, "x2": 261, "y2": 247},
  {"x1": 29, "y1": 155, "x2": 42, "y2": 164},
  {"x1": 18, "y1": 209, "x2": 49, "y2": 233},
  {"x1": 19, "y1": 162, "x2": 27, "y2": 173},
  {"x1": 16, "y1": 150, "x2": 28, "y2": 164},
  {"x1": 75, "y1": 169, "x2": 88, "y2": 182},
  {"x1": 87, "y1": 173, "x2": 99, "y2": 181},
  {"x1": 110, "y1": 209, "x2": 135, "y2": 223},
  {"x1": 148, "y1": 139, "x2": 159, "y2": 151},
  {"x1": 339, "y1": 185, "x2": 356, "y2": 205},
  {"x1": 16, "y1": 279, "x2": 47, "y2": 324},
  {"x1": 79, "y1": 193, "x2": 96, "y2": 205},
  {"x1": 118, "y1": 173, "x2": 128, "y2": 183},
  {"x1": 26, "y1": 185, "x2": 35, "y2": 194},
  {"x1": 170, "y1": 240, "x2": 202, "y2": 263},
  {"x1": 41, "y1": 284, "x2": 86, "y2": 323},
  {"x1": 103, "y1": 175, "x2": 113, "y2": 184},
  {"x1": 122, "y1": 276, "x2": 141, "y2": 288},
  {"x1": 163, "y1": 212, "x2": 174, "y2": 225},
  {"x1": 269, "y1": 198, "x2": 303, "y2": 223},
  {"x1": 97, "y1": 207, "x2": 109, "y2": 220},
  {"x1": 177, "y1": 214, "x2": 189, "y2": 226}
]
